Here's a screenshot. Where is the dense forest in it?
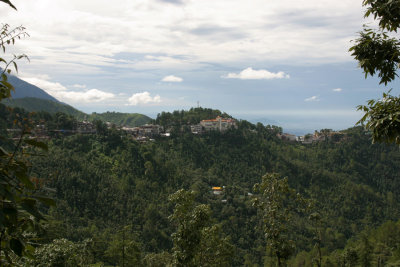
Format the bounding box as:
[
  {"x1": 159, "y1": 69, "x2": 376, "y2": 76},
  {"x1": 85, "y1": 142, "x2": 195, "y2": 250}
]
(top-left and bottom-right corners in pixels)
[{"x1": 2, "y1": 103, "x2": 400, "y2": 266}]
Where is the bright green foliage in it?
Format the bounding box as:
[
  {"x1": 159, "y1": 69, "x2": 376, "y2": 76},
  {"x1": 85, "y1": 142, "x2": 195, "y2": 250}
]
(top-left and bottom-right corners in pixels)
[
  {"x1": 253, "y1": 173, "x2": 308, "y2": 266},
  {"x1": 27, "y1": 238, "x2": 93, "y2": 267},
  {"x1": 169, "y1": 189, "x2": 211, "y2": 266},
  {"x1": 169, "y1": 189, "x2": 233, "y2": 267},
  {"x1": 350, "y1": 0, "x2": 400, "y2": 144}
]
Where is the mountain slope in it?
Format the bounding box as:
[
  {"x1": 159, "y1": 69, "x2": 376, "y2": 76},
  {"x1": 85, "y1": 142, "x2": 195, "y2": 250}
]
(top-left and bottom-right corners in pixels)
[
  {"x1": 4, "y1": 75, "x2": 152, "y2": 126},
  {"x1": 8, "y1": 75, "x2": 58, "y2": 102},
  {"x1": 3, "y1": 97, "x2": 86, "y2": 118}
]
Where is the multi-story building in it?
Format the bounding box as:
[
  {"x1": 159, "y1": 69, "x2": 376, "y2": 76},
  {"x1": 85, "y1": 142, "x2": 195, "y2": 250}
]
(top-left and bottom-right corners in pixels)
[{"x1": 199, "y1": 116, "x2": 237, "y2": 132}]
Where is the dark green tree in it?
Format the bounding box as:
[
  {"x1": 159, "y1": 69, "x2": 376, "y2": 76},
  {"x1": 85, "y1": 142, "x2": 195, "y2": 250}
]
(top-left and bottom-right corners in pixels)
[
  {"x1": 253, "y1": 173, "x2": 307, "y2": 267},
  {"x1": 350, "y1": 0, "x2": 400, "y2": 144},
  {"x1": 168, "y1": 189, "x2": 233, "y2": 267},
  {"x1": 169, "y1": 189, "x2": 211, "y2": 267}
]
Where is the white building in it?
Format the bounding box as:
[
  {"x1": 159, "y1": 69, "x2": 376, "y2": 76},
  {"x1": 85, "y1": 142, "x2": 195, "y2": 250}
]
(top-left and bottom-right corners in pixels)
[{"x1": 200, "y1": 116, "x2": 237, "y2": 132}]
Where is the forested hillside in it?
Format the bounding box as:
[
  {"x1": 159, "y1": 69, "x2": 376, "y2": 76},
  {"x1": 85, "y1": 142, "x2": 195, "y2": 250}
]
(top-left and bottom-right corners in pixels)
[
  {"x1": 2, "y1": 97, "x2": 86, "y2": 118},
  {"x1": 89, "y1": 111, "x2": 152, "y2": 127},
  {"x1": 3, "y1": 105, "x2": 399, "y2": 266}
]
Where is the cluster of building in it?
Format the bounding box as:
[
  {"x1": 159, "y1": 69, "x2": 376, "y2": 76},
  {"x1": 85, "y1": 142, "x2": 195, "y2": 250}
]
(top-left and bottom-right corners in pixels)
[
  {"x1": 191, "y1": 116, "x2": 237, "y2": 134},
  {"x1": 6, "y1": 116, "x2": 237, "y2": 141},
  {"x1": 122, "y1": 124, "x2": 164, "y2": 138}
]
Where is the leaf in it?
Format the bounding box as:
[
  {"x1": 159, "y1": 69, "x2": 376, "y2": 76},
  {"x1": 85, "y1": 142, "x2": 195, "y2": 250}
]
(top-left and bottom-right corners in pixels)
[{"x1": 12, "y1": 61, "x2": 17, "y2": 73}]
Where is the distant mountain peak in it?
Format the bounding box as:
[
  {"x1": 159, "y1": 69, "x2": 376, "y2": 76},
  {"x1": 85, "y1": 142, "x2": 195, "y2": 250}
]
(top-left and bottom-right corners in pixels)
[{"x1": 7, "y1": 75, "x2": 59, "y2": 102}]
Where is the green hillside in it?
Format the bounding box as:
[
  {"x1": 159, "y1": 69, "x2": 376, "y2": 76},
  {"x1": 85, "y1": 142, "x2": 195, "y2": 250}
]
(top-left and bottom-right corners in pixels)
[
  {"x1": 3, "y1": 97, "x2": 86, "y2": 118},
  {"x1": 1, "y1": 107, "x2": 395, "y2": 266},
  {"x1": 89, "y1": 111, "x2": 152, "y2": 127},
  {"x1": 2, "y1": 98, "x2": 151, "y2": 127}
]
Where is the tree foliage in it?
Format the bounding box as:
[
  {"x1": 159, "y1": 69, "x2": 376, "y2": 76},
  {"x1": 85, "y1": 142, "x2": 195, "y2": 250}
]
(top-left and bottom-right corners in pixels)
[
  {"x1": 253, "y1": 173, "x2": 308, "y2": 266},
  {"x1": 350, "y1": 0, "x2": 400, "y2": 144},
  {"x1": 169, "y1": 189, "x2": 233, "y2": 267},
  {"x1": 0, "y1": 22, "x2": 53, "y2": 264},
  {"x1": 1, "y1": 106, "x2": 400, "y2": 265}
]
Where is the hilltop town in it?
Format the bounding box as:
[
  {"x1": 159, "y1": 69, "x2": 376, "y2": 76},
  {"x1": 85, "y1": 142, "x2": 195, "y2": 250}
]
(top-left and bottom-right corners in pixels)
[{"x1": 6, "y1": 114, "x2": 351, "y2": 144}]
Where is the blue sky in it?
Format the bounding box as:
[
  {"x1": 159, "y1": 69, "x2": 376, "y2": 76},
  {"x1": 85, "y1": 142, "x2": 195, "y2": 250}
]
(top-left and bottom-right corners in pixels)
[{"x1": 1, "y1": 0, "x2": 398, "y2": 134}]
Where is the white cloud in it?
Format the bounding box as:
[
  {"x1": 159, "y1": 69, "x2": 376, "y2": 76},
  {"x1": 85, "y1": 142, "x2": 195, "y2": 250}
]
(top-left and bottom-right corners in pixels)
[
  {"x1": 162, "y1": 75, "x2": 183, "y2": 82},
  {"x1": 21, "y1": 76, "x2": 115, "y2": 103},
  {"x1": 60, "y1": 89, "x2": 115, "y2": 103},
  {"x1": 332, "y1": 88, "x2": 342, "y2": 92},
  {"x1": 305, "y1": 95, "x2": 320, "y2": 102},
  {"x1": 127, "y1": 91, "x2": 162, "y2": 106},
  {"x1": 224, "y1": 67, "x2": 290, "y2": 80}
]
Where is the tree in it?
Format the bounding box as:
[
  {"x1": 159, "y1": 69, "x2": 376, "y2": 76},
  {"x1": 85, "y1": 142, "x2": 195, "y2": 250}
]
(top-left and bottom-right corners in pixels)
[
  {"x1": 0, "y1": 18, "x2": 54, "y2": 264},
  {"x1": 194, "y1": 224, "x2": 234, "y2": 267},
  {"x1": 252, "y1": 173, "x2": 308, "y2": 267},
  {"x1": 104, "y1": 226, "x2": 142, "y2": 266},
  {"x1": 309, "y1": 212, "x2": 323, "y2": 267},
  {"x1": 168, "y1": 189, "x2": 233, "y2": 267},
  {"x1": 169, "y1": 189, "x2": 211, "y2": 267},
  {"x1": 27, "y1": 238, "x2": 94, "y2": 267},
  {"x1": 350, "y1": 0, "x2": 400, "y2": 144}
]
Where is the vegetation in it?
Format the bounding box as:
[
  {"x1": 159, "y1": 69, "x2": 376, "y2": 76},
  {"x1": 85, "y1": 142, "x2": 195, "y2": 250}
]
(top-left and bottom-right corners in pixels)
[
  {"x1": 1, "y1": 105, "x2": 397, "y2": 265},
  {"x1": 89, "y1": 111, "x2": 151, "y2": 127},
  {"x1": 0, "y1": 20, "x2": 54, "y2": 264},
  {"x1": 350, "y1": 0, "x2": 400, "y2": 144},
  {"x1": 253, "y1": 173, "x2": 309, "y2": 266},
  {"x1": 2, "y1": 97, "x2": 86, "y2": 118},
  {"x1": 1, "y1": 97, "x2": 152, "y2": 127}
]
